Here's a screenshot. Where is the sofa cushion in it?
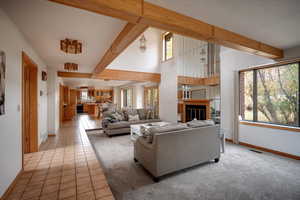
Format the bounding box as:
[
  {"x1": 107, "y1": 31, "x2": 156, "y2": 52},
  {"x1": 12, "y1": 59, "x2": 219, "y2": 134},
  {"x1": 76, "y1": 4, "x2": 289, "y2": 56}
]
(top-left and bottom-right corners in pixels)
[
  {"x1": 187, "y1": 119, "x2": 215, "y2": 128},
  {"x1": 146, "y1": 109, "x2": 155, "y2": 120},
  {"x1": 107, "y1": 121, "x2": 131, "y2": 129},
  {"x1": 128, "y1": 114, "x2": 140, "y2": 122},
  {"x1": 111, "y1": 112, "x2": 124, "y2": 121},
  {"x1": 148, "y1": 123, "x2": 188, "y2": 134},
  {"x1": 137, "y1": 109, "x2": 147, "y2": 120},
  {"x1": 122, "y1": 108, "x2": 138, "y2": 121},
  {"x1": 141, "y1": 123, "x2": 188, "y2": 143}
]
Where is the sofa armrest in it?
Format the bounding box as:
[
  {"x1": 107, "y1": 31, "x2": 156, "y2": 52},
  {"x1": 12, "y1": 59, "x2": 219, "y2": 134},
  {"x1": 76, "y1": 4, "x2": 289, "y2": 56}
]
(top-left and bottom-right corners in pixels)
[
  {"x1": 101, "y1": 118, "x2": 111, "y2": 129},
  {"x1": 136, "y1": 137, "x2": 155, "y2": 150}
]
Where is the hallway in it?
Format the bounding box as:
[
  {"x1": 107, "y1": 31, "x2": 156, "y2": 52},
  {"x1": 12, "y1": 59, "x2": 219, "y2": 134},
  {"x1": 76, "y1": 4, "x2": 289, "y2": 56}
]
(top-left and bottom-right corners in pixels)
[{"x1": 6, "y1": 116, "x2": 113, "y2": 200}]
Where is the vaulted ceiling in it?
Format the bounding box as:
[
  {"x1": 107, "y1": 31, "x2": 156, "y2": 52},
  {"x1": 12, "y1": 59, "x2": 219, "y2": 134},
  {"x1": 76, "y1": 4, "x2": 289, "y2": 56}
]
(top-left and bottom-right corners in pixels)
[
  {"x1": 2, "y1": 0, "x2": 300, "y2": 77},
  {"x1": 0, "y1": 0, "x2": 126, "y2": 73},
  {"x1": 147, "y1": 0, "x2": 300, "y2": 49}
]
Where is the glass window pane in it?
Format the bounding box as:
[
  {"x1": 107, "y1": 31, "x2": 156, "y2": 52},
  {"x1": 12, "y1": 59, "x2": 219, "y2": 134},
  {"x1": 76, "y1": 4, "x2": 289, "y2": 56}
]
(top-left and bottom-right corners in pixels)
[
  {"x1": 166, "y1": 37, "x2": 173, "y2": 60},
  {"x1": 164, "y1": 32, "x2": 173, "y2": 60},
  {"x1": 240, "y1": 71, "x2": 254, "y2": 120},
  {"x1": 256, "y1": 63, "x2": 299, "y2": 126}
]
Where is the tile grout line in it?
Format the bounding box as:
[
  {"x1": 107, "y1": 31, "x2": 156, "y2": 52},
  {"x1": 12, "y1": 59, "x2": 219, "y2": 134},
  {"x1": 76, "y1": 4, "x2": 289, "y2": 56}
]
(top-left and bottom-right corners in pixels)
[{"x1": 37, "y1": 149, "x2": 54, "y2": 200}]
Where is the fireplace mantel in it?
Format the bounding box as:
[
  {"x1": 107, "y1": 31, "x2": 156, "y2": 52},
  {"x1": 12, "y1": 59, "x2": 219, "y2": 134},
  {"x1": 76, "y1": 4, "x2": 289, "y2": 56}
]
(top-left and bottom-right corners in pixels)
[{"x1": 180, "y1": 99, "x2": 210, "y2": 122}]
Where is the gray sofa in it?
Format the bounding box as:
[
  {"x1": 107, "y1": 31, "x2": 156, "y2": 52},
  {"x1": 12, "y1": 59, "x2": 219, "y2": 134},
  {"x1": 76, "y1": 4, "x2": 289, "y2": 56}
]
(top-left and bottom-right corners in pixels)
[
  {"x1": 134, "y1": 124, "x2": 220, "y2": 181},
  {"x1": 102, "y1": 108, "x2": 161, "y2": 136}
]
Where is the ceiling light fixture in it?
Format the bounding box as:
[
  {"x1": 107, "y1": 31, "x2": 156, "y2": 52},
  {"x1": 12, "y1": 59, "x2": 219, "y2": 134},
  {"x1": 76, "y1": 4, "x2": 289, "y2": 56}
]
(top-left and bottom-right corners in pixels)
[
  {"x1": 60, "y1": 38, "x2": 82, "y2": 54},
  {"x1": 64, "y1": 62, "x2": 78, "y2": 71},
  {"x1": 139, "y1": 34, "x2": 147, "y2": 52}
]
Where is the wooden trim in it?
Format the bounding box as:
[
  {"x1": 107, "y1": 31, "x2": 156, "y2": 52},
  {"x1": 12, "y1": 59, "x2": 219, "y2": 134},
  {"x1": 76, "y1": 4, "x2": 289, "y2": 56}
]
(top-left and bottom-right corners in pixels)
[
  {"x1": 239, "y1": 58, "x2": 300, "y2": 72},
  {"x1": 93, "y1": 23, "x2": 148, "y2": 74},
  {"x1": 240, "y1": 121, "x2": 300, "y2": 133},
  {"x1": 58, "y1": 70, "x2": 161, "y2": 82},
  {"x1": 0, "y1": 169, "x2": 23, "y2": 200},
  {"x1": 182, "y1": 99, "x2": 210, "y2": 123},
  {"x1": 49, "y1": 0, "x2": 283, "y2": 59},
  {"x1": 48, "y1": 134, "x2": 56, "y2": 137},
  {"x1": 239, "y1": 142, "x2": 300, "y2": 160},
  {"x1": 178, "y1": 75, "x2": 219, "y2": 86},
  {"x1": 178, "y1": 76, "x2": 204, "y2": 85},
  {"x1": 225, "y1": 138, "x2": 233, "y2": 143},
  {"x1": 22, "y1": 52, "x2": 38, "y2": 155},
  {"x1": 203, "y1": 75, "x2": 220, "y2": 86}
]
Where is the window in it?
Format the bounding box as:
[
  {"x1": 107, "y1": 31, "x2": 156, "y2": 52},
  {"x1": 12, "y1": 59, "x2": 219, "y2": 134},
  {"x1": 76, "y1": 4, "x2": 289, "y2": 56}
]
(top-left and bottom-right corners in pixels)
[
  {"x1": 80, "y1": 90, "x2": 88, "y2": 101},
  {"x1": 144, "y1": 86, "x2": 159, "y2": 116},
  {"x1": 240, "y1": 62, "x2": 299, "y2": 127},
  {"x1": 121, "y1": 88, "x2": 132, "y2": 108},
  {"x1": 163, "y1": 32, "x2": 173, "y2": 61}
]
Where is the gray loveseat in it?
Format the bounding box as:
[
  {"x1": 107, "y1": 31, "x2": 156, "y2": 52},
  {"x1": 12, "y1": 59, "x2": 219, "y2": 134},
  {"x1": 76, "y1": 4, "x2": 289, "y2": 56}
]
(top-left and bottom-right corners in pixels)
[
  {"x1": 134, "y1": 124, "x2": 220, "y2": 181},
  {"x1": 102, "y1": 108, "x2": 161, "y2": 136}
]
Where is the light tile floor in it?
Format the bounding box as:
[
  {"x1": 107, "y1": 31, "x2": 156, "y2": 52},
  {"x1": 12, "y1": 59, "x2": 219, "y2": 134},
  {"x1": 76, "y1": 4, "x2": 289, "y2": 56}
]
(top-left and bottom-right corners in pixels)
[{"x1": 6, "y1": 115, "x2": 114, "y2": 200}]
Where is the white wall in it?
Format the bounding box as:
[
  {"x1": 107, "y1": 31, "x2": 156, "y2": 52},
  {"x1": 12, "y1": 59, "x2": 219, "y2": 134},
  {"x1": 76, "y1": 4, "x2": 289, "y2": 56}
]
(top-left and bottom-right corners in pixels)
[
  {"x1": 176, "y1": 35, "x2": 208, "y2": 78},
  {"x1": 47, "y1": 68, "x2": 60, "y2": 135},
  {"x1": 220, "y1": 47, "x2": 300, "y2": 157},
  {"x1": 283, "y1": 45, "x2": 300, "y2": 59},
  {"x1": 240, "y1": 125, "x2": 300, "y2": 156},
  {"x1": 159, "y1": 59, "x2": 178, "y2": 122},
  {"x1": 220, "y1": 47, "x2": 272, "y2": 139},
  {"x1": 0, "y1": 8, "x2": 47, "y2": 197},
  {"x1": 108, "y1": 28, "x2": 161, "y2": 73}
]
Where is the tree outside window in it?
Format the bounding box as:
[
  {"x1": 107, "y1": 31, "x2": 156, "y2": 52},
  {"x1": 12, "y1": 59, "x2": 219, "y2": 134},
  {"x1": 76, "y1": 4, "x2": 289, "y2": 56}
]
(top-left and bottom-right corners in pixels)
[{"x1": 240, "y1": 62, "x2": 299, "y2": 127}]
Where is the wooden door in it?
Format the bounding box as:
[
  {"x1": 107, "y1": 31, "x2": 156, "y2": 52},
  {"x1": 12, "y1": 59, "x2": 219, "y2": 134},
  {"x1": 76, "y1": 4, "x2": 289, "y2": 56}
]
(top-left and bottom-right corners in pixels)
[{"x1": 22, "y1": 52, "x2": 38, "y2": 153}]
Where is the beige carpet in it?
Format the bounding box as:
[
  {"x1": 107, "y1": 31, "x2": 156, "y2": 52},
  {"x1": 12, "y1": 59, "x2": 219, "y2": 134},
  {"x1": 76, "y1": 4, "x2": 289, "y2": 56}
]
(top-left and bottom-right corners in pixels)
[{"x1": 87, "y1": 131, "x2": 300, "y2": 200}]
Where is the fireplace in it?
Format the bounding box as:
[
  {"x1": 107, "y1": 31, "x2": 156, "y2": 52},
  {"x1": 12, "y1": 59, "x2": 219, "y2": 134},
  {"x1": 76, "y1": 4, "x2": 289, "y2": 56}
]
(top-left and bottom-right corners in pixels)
[
  {"x1": 186, "y1": 104, "x2": 207, "y2": 122},
  {"x1": 181, "y1": 99, "x2": 210, "y2": 123}
]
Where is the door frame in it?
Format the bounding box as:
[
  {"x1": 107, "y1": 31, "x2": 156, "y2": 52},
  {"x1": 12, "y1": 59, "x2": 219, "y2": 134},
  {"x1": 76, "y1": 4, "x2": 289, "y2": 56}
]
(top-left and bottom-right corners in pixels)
[{"x1": 21, "y1": 51, "x2": 38, "y2": 167}]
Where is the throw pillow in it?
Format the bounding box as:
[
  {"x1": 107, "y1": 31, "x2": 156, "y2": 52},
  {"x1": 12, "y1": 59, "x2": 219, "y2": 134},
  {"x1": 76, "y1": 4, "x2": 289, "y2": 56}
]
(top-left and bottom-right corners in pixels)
[
  {"x1": 122, "y1": 108, "x2": 137, "y2": 121},
  {"x1": 140, "y1": 125, "x2": 154, "y2": 143},
  {"x1": 137, "y1": 109, "x2": 147, "y2": 120},
  {"x1": 111, "y1": 113, "x2": 123, "y2": 121},
  {"x1": 128, "y1": 114, "x2": 140, "y2": 122}
]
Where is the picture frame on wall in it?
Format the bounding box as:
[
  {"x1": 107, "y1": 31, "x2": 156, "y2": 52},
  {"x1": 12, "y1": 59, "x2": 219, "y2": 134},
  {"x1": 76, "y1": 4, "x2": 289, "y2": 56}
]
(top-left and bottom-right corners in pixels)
[
  {"x1": 42, "y1": 70, "x2": 47, "y2": 81},
  {"x1": 0, "y1": 51, "x2": 6, "y2": 115}
]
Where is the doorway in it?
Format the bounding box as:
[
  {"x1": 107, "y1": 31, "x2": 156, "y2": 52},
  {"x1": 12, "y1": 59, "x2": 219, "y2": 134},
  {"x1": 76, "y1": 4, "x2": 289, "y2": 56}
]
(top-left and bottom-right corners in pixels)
[{"x1": 22, "y1": 52, "x2": 38, "y2": 154}]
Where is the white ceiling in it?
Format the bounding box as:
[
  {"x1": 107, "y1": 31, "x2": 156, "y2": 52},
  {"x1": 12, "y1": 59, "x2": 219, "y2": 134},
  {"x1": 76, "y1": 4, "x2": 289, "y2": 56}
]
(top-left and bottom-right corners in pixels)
[
  {"x1": 62, "y1": 78, "x2": 133, "y2": 88},
  {"x1": 0, "y1": 0, "x2": 126, "y2": 72},
  {"x1": 108, "y1": 27, "x2": 162, "y2": 73},
  {"x1": 147, "y1": 0, "x2": 300, "y2": 49}
]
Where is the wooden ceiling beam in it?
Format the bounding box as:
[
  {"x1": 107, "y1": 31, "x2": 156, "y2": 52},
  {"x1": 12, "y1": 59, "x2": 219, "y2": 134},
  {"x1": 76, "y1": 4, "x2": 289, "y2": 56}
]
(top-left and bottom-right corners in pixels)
[
  {"x1": 93, "y1": 23, "x2": 148, "y2": 74},
  {"x1": 49, "y1": 0, "x2": 283, "y2": 59},
  {"x1": 58, "y1": 71, "x2": 219, "y2": 86},
  {"x1": 48, "y1": 0, "x2": 142, "y2": 23},
  {"x1": 57, "y1": 71, "x2": 92, "y2": 78},
  {"x1": 57, "y1": 70, "x2": 160, "y2": 82}
]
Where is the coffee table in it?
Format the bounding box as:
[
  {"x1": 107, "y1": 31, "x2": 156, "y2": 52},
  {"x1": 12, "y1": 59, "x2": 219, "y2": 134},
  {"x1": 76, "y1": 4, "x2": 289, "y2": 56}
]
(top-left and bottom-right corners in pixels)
[{"x1": 130, "y1": 121, "x2": 170, "y2": 141}]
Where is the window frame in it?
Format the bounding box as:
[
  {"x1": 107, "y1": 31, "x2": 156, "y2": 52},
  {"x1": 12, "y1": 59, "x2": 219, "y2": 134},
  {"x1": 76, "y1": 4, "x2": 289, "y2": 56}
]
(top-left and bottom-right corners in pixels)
[
  {"x1": 121, "y1": 88, "x2": 133, "y2": 108},
  {"x1": 239, "y1": 59, "x2": 300, "y2": 128},
  {"x1": 162, "y1": 32, "x2": 173, "y2": 62}
]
